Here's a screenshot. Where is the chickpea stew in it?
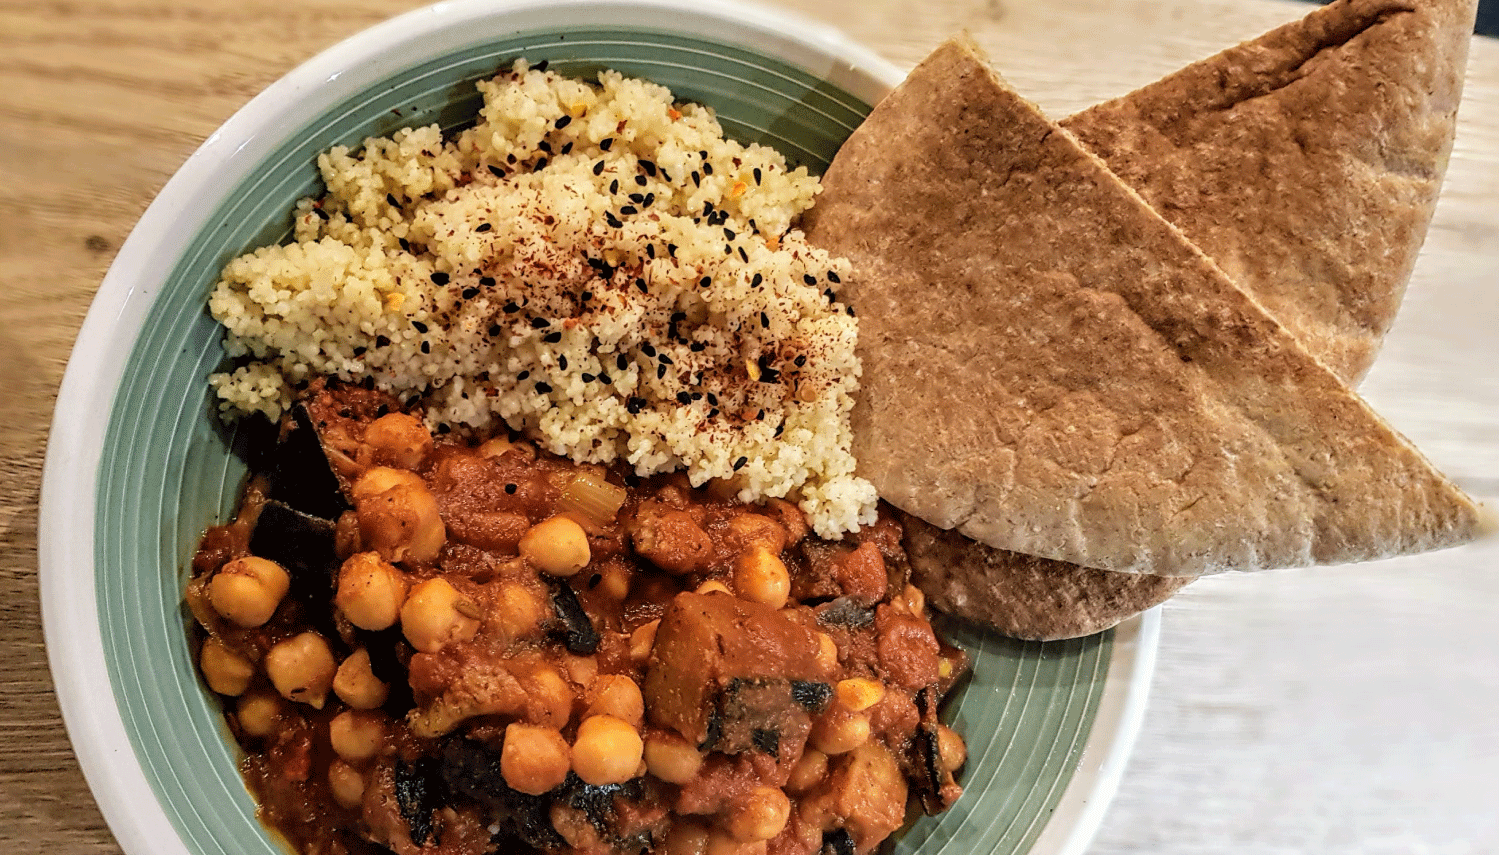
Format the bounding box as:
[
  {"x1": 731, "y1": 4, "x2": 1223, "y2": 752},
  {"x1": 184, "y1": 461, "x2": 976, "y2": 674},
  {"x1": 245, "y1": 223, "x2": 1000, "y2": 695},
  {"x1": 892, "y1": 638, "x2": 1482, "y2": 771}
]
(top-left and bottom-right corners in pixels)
[{"x1": 187, "y1": 382, "x2": 968, "y2": 855}]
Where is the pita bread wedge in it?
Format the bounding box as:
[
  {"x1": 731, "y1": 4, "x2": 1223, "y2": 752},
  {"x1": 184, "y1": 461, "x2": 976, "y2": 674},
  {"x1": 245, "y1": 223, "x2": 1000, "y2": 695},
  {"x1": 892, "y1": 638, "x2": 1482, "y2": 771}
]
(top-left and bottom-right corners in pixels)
[
  {"x1": 898, "y1": 510, "x2": 1190, "y2": 641},
  {"x1": 1062, "y1": 0, "x2": 1477, "y2": 384},
  {"x1": 801, "y1": 36, "x2": 1483, "y2": 577}
]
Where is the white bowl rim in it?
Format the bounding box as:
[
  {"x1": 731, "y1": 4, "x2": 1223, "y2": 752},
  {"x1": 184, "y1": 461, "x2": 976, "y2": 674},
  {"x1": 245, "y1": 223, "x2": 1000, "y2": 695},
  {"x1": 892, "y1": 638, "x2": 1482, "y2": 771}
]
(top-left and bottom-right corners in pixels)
[{"x1": 37, "y1": 2, "x2": 1157, "y2": 854}]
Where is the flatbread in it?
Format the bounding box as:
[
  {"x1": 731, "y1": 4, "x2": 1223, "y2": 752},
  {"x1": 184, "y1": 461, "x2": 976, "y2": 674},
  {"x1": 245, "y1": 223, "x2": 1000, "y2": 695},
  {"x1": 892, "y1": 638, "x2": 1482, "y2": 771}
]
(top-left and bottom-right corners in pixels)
[
  {"x1": 1062, "y1": 0, "x2": 1477, "y2": 383},
  {"x1": 801, "y1": 36, "x2": 1483, "y2": 577},
  {"x1": 898, "y1": 510, "x2": 1190, "y2": 641}
]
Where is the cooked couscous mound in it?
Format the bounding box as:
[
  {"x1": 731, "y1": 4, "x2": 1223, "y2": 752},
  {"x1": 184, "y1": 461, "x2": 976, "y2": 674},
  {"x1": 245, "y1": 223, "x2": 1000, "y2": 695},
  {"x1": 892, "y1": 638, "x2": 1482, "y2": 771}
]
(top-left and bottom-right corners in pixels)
[{"x1": 208, "y1": 61, "x2": 875, "y2": 535}]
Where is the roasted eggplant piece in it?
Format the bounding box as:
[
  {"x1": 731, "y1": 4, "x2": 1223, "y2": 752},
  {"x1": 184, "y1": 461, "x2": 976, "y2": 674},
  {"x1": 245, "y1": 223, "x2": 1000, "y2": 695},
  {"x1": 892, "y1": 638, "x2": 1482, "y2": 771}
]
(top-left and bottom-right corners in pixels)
[
  {"x1": 910, "y1": 688, "x2": 963, "y2": 814},
  {"x1": 393, "y1": 756, "x2": 446, "y2": 847},
  {"x1": 440, "y1": 738, "x2": 566, "y2": 851},
  {"x1": 269, "y1": 403, "x2": 352, "y2": 521},
  {"x1": 545, "y1": 576, "x2": 601, "y2": 655},
  {"x1": 249, "y1": 499, "x2": 340, "y2": 611}
]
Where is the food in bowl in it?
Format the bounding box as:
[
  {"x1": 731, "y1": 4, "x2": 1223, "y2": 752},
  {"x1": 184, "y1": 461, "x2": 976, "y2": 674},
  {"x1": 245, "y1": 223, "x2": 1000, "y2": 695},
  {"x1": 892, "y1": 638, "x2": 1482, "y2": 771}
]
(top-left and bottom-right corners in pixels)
[
  {"x1": 188, "y1": 63, "x2": 967, "y2": 855},
  {"x1": 187, "y1": 382, "x2": 967, "y2": 855}
]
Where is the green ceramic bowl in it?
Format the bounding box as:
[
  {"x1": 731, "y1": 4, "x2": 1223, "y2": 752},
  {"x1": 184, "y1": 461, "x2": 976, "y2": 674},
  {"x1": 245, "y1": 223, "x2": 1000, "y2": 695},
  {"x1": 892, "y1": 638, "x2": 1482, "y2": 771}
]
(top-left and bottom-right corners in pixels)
[{"x1": 39, "y1": 2, "x2": 1160, "y2": 854}]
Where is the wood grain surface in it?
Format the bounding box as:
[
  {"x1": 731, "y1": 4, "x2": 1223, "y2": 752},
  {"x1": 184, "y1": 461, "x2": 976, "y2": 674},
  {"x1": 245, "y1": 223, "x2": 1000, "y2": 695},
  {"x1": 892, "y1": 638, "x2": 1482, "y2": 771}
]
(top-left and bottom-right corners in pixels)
[{"x1": 3, "y1": 0, "x2": 1495, "y2": 852}]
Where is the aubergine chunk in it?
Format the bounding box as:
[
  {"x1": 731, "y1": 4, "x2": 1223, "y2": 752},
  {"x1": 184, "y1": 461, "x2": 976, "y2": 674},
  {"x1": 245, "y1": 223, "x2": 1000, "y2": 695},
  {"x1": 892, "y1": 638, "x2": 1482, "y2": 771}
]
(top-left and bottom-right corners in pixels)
[
  {"x1": 910, "y1": 687, "x2": 963, "y2": 814},
  {"x1": 545, "y1": 576, "x2": 601, "y2": 655},
  {"x1": 269, "y1": 403, "x2": 353, "y2": 521},
  {"x1": 439, "y1": 738, "x2": 566, "y2": 851},
  {"x1": 249, "y1": 499, "x2": 340, "y2": 606},
  {"x1": 643, "y1": 592, "x2": 830, "y2": 753}
]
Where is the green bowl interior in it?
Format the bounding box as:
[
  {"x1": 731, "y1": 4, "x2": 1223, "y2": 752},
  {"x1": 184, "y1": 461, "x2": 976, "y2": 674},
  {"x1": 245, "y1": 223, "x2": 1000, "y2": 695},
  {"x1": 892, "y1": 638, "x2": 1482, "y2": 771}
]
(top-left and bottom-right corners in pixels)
[{"x1": 94, "y1": 25, "x2": 1112, "y2": 855}]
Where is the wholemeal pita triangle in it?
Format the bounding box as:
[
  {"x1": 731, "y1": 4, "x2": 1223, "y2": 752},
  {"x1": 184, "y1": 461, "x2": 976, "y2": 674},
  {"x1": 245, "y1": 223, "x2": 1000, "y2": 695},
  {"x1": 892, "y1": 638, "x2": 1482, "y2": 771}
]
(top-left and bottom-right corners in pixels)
[
  {"x1": 1063, "y1": 0, "x2": 1477, "y2": 384},
  {"x1": 802, "y1": 36, "x2": 1483, "y2": 577}
]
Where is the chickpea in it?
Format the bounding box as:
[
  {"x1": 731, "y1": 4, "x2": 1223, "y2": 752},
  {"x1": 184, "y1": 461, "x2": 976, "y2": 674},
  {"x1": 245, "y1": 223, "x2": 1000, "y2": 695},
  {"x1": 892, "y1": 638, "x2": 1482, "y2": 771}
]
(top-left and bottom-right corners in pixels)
[
  {"x1": 724, "y1": 786, "x2": 791, "y2": 842},
  {"x1": 502, "y1": 722, "x2": 571, "y2": 795},
  {"x1": 264, "y1": 631, "x2": 336, "y2": 709},
  {"x1": 694, "y1": 580, "x2": 732, "y2": 596},
  {"x1": 199, "y1": 637, "x2": 255, "y2": 696},
  {"x1": 835, "y1": 678, "x2": 886, "y2": 713},
  {"x1": 351, "y1": 466, "x2": 423, "y2": 502},
  {"x1": 363, "y1": 412, "x2": 432, "y2": 470},
  {"x1": 785, "y1": 748, "x2": 827, "y2": 794},
  {"x1": 333, "y1": 649, "x2": 389, "y2": 710},
  {"x1": 494, "y1": 582, "x2": 548, "y2": 641},
  {"x1": 354, "y1": 467, "x2": 446, "y2": 563},
  {"x1": 901, "y1": 583, "x2": 926, "y2": 616},
  {"x1": 629, "y1": 620, "x2": 660, "y2": 663},
  {"x1": 731, "y1": 546, "x2": 790, "y2": 608},
  {"x1": 235, "y1": 692, "x2": 282, "y2": 738},
  {"x1": 400, "y1": 577, "x2": 481, "y2": 654},
  {"x1": 810, "y1": 708, "x2": 870, "y2": 755},
  {"x1": 643, "y1": 731, "x2": 703, "y2": 784},
  {"x1": 572, "y1": 714, "x2": 643, "y2": 786},
  {"x1": 586, "y1": 675, "x2": 644, "y2": 729},
  {"x1": 325, "y1": 710, "x2": 383, "y2": 763},
  {"x1": 814, "y1": 632, "x2": 839, "y2": 673},
  {"x1": 592, "y1": 560, "x2": 631, "y2": 601},
  {"x1": 328, "y1": 760, "x2": 366, "y2": 810},
  {"x1": 705, "y1": 830, "x2": 767, "y2": 855},
  {"x1": 520, "y1": 516, "x2": 591, "y2": 577},
  {"x1": 524, "y1": 663, "x2": 575, "y2": 728},
  {"x1": 936, "y1": 723, "x2": 967, "y2": 772},
  {"x1": 208, "y1": 556, "x2": 290, "y2": 627},
  {"x1": 335, "y1": 552, "x2": 409, "y2": 631},
  {"x1": 478, "y1": 436, "x2": 534, "y2": 460}
]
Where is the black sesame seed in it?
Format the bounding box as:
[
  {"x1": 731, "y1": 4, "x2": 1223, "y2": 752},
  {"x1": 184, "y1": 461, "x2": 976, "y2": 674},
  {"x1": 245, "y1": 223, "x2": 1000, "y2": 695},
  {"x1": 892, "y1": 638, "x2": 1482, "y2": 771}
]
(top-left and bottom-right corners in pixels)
[
  {"x1": 386, "y1": 193, "x2": 401, "y2": 207},
  {"x1": 724, "y1": 245, "x2": 732, "y2": 255},
  {"x1": 733, "y1": 456, "x2": 748, "y2": 471},
  {"x1": 846, "y1": 306, "x2": 856, "y2": 317},
  {"x1": 643, "y1": 193, "x2": 655, "y2": 207},
  {"x1": 636, "y1": 278, "x2": 648, "y2": 294},
  {"x1": 738, "y1": 247, "x2": 748, "y2": 263},
  {"x1": 657, "y1": 365, "x2": 667, "y2": 379},
  {"x1": 803, "y1": 274, "x2": 817, "y2": 286},
  {"x1": 605, "y1": 211, "x2": 623, "y2": 229},
  {"x1": 708, "y1": 408, "x2": 719, "y2": 418},
  {"x1": 639, "y1": 160, "x2": 657, "y2": 177},
  {"x1": 691, "y1": 172, "x2": 701, "y2": 187},
  {"x1": 558, "y1": 355, "x2": 568, "y2": 370},
  {"x1": 582, "y1": 373, "x2": 596, "y2": 382},
  {"x1": 398, "y1": 238, "x2": 411, "y2": 252},
  {"x1": 699, "y1": 276, "x2": 711, "y2": 288},
  {"x1": 620, "y1": 205, "x2": 638, "y2": 216},
  {"x1": 503, "y1": 302, "x2": 521, "y2": 314},
  {"x1": 676, "y1": 392, "x2": 692, "y2": 405},
  {"x1": 642, "y1": 342, "x2": 657, "y2": 357},
  {"x1": 488, "y1": 324, "x2": 502, "y2": 337},
  {"x1": 760, "y1": 312, "x2": 769, "y2": 328},
  {"x1": 824, "y1": 288, "x2": 836, "y2": 302},
  {"x1": 461, "y1": 287, "x2": 480, "y2": 299},
  {"x1": 706, "y1": 393, "x2": 718, "y2": 406},
  {"x1": 598, "y1": 373, "x2": 612, "y2": 385},
  {"x1": 702, "y1": 163, "x2": 713, "y2": 175},
  {"x1": 581, "y1": 291, "x2": 593, "y2": 302},
  {"x1": 635, "y1": 175, "x2": 647, "y2": 187},
  {"x1": 659, "y1": 353, "x2": 675, "y2": 365},
  {"x1": 723, "y1": 227, "x2": 736, "y2": 240},
  {"x1": 560, "y1": 141, "x2": 573, "y2": 155},
  {"x1": 689, "y1": 342, "x2": 705, "y2": 352},
  {"x1": 609, "y1": 179, "x2": 620, "y2": 194},
  {"x1": 826, "y1": 270, "x2": 841, "y2": 283},
  {"x1": 753, "y1": 167, "x2": 762, "y2": 185},
  {"x1": 488, "y1": 164, "x2": 506, "y2": 178},
  {"x1": 750, "y1": 273, "x2": 763, "y2": 288},
  {"x1": 480, "y1": 276, "x2": 497, "y2": 287},
  {"x1": 616, "y1": 354, "x2": 627, "y2": 370},
  {"x1": 667, "y1": 243, "x2": 678, "y2": 258},
  {"x1": 507, "y1": 153, "x2": 517, "y2": 164},
  {"x1": 699, "y1": 150, "x2": 708, "y2": 160},
  {"x1": 412, "y1": 320, "x2": 429, "y2": 333},
  {"x1": 530, "y1": 317, "x2": 551, "y2": 329},
  {"x1": 774, "y1": 423, "x2": 784, "y2": 438},
  {"x1": 518, "y1": 370, "x2": 530, "y2": 380},
  {"x1": 690, "y1": 392, "x2": 702, "y2": 401},
  {"x1": 629, "y1": 193, "x2": 644, "y2": 204},
  {"x1": 505, "y1": 483, "x2": 518, "y2": 494},
  {"x1": 420, "y1": 340, "x2": 431, "y2": 354},
  {"x1": 554, "y1": 115, "x2": 572, "y2": 129},
  {"x1": 543, "y1": 331, "x2": 562, "y2": 343},
  {"x1": 534, "y1": 157, "x2": 548, "y2": 170},
  {"x1": 535, "y1": 381, "x2": 552, "y2": 393},
  {"x1": 353, "y1": 346, "x2": 366, "y2": 356},
  {"x1": 475, "y1": 223, "x2": 492, "y2": 233},
  {"x1": 600, "y1": 138, "x2": 614, "y2": 152},
  {"x1": 593, "y1": 160, "x2": 606, "y2": 176},
  {"x1": 645, "y1": 244, "x2": 656, "y2": 259},
  {"x1": 538, "y1": 141, "x2": 553, "y2": 154},
  {"x1": 794, "y1": 354, "x2": 807, "y2": 367}
]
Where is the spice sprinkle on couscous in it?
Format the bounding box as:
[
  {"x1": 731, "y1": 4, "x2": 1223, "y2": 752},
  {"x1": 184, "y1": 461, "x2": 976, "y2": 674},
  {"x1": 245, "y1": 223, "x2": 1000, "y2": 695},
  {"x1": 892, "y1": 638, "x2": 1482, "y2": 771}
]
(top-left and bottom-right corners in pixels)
[{"x1": 208, "y1": 60, "x2": 875, "y2": 536}]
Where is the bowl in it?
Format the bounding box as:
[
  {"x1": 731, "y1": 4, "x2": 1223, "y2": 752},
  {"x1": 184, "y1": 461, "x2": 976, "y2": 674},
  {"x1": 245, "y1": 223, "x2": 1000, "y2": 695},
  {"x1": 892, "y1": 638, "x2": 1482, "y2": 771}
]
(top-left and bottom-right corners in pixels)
[{"x1": 38, "y1": 2, "x2": 1160, "y2": 853}]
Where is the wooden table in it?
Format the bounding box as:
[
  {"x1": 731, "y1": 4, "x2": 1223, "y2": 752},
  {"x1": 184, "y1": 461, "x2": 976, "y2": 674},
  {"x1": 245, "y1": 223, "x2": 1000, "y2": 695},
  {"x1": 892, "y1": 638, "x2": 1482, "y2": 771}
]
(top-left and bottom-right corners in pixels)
[{"x1": 4, "y1": 0, "x2": 1496, "y2": 851}]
